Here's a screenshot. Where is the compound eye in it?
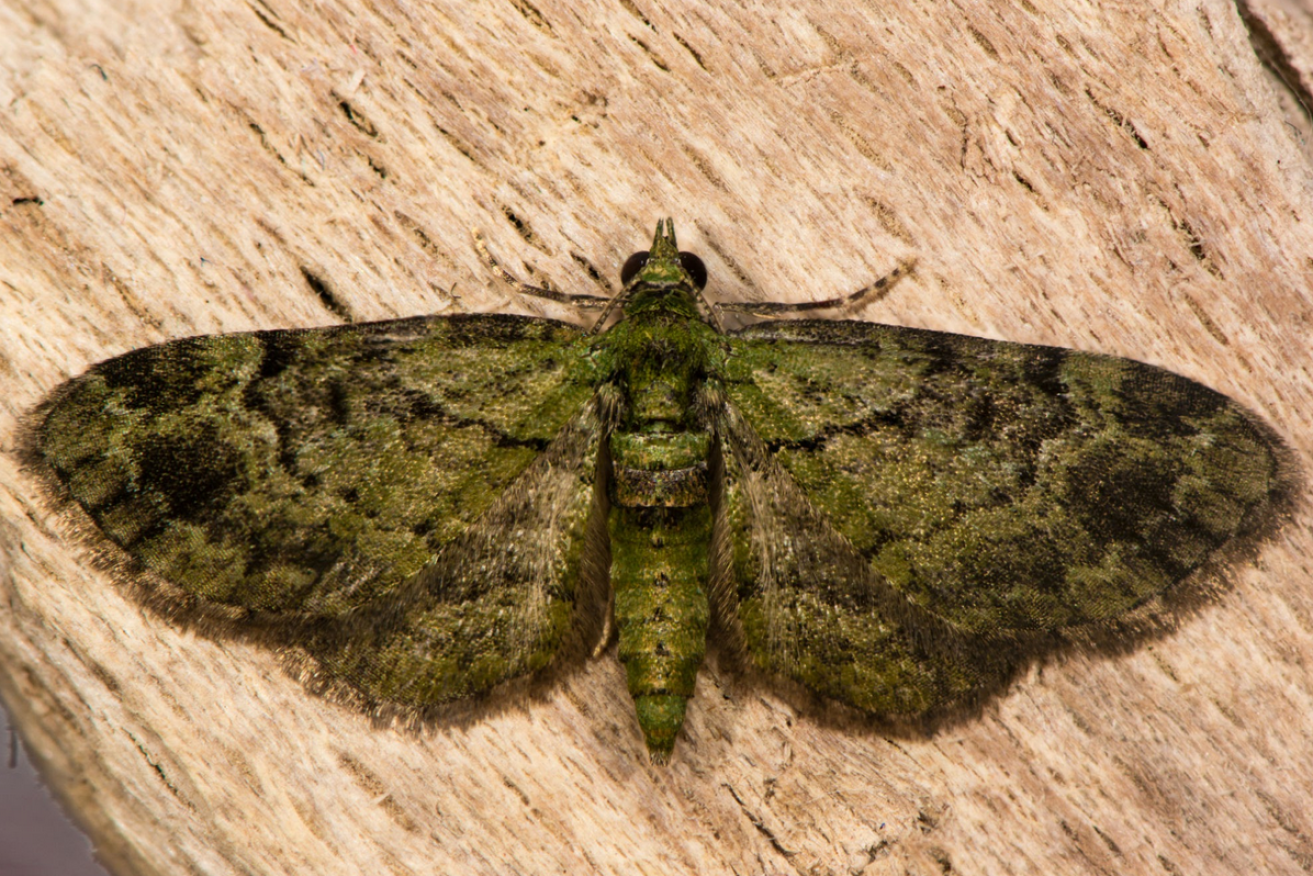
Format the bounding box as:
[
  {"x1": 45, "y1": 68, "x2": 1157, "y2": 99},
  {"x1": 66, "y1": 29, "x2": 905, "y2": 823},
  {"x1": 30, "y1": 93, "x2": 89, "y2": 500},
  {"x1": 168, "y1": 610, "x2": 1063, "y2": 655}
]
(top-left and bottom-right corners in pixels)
[
  {"x1": 679, "y1": 252, "x2": 708, "y2": 289},
  {"x1": 621, "y1": 251, "x2": 650, "y2": 286}
]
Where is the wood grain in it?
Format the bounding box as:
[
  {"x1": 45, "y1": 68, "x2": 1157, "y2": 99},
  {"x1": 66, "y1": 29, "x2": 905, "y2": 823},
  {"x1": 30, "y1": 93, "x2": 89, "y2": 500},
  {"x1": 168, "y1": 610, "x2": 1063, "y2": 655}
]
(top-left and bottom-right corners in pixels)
[{"x1": 2, "y1": 0, "x2": 1311, "y2": 873}]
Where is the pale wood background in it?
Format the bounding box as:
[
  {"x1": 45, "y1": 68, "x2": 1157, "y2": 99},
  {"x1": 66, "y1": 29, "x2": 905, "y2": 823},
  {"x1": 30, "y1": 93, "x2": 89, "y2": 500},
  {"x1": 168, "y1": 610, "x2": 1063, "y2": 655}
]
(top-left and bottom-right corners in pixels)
[{"x1": 2, "y1": 0, "x2": 1313, "y2": 873}]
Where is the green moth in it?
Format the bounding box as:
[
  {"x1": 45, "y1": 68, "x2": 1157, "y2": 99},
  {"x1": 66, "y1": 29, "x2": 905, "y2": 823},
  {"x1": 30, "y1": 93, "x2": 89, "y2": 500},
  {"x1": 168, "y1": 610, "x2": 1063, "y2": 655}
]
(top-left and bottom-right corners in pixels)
[{"x1": 35, "y1": 220, "x2": 1282, "y2": 762}]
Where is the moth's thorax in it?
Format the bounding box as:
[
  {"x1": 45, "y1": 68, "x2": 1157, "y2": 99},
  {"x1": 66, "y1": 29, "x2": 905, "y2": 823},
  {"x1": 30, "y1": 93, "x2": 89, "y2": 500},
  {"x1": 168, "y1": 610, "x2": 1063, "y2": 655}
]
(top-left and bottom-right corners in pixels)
[{"x1": 599, "y1": 302, "x2": 722, "y2": 432}]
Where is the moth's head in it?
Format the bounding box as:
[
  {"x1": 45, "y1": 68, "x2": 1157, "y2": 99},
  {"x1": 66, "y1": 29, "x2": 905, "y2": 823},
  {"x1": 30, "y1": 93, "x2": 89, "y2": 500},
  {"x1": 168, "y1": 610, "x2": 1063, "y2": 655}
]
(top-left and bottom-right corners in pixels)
[{"x1": 620, "y1": 218, "x2": 708, "y2": 293}]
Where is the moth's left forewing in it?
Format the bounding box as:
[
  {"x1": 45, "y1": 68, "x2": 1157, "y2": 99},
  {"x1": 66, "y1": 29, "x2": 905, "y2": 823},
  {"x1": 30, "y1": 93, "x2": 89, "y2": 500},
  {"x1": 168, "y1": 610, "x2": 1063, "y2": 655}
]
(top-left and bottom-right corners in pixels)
[{"x1": 717, "y1": 319, "x2": 1284, "y2": 719}]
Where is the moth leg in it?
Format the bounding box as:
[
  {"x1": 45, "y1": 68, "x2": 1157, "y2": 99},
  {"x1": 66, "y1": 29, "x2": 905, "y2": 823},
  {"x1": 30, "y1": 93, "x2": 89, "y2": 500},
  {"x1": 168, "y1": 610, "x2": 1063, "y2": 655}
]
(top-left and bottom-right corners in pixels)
[
  {"x1": 473, "y1": 230, "x2": 611, "y2": 310},
  {"x1": 715, "y1": 258, "x2": 917, "y2": 318},
  {"x1": 585, "y1": 292, "x2": 626, "y2": 335}
]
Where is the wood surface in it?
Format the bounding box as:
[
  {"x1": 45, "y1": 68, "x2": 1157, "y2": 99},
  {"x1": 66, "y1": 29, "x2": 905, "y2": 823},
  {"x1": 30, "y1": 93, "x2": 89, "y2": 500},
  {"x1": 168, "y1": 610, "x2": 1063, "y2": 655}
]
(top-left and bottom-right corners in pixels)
[{"x1": 2, "y1": 0, "x2": 1312, "y2": 873}]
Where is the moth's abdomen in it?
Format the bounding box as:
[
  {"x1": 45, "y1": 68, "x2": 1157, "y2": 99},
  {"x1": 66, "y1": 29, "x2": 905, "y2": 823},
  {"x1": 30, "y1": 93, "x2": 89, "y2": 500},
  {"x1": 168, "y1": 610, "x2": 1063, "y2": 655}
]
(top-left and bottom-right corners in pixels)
[{"x1": 609, "y1": 430, "x2": 712, "y2": 761}]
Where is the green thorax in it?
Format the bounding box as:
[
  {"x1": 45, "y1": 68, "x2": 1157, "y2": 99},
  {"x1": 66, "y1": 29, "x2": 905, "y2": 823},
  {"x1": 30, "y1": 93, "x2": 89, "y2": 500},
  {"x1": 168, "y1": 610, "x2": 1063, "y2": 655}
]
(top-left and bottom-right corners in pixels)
[{"x1": 591, "y1": 219, "x2": 725, "y2": 430}]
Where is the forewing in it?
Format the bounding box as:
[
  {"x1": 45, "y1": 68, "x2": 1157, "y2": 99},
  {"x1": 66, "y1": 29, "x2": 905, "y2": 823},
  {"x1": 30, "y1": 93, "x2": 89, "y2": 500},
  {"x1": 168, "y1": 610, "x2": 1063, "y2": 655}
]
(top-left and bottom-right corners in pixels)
[
  {"x1": 38, "y1": 314, "x2": 595, "y2": 620},
  {"x1": 719, "y1": 320, "x2": 1280, "y2": 715}
]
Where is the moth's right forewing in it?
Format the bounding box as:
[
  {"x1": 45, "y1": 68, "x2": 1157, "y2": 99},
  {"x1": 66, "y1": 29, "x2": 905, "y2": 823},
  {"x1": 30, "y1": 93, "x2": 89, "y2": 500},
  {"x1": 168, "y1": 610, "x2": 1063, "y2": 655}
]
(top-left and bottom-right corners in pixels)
[{"x1": 37, "y1": 314, "x2": 594, "y2": 621}]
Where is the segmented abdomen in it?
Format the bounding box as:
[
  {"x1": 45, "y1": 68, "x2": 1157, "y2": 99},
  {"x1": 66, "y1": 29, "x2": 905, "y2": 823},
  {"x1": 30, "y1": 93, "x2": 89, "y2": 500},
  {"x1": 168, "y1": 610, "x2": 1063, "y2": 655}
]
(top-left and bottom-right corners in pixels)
[{"x1": 608, "y1": 430, "x2": 712, "y2": 761}]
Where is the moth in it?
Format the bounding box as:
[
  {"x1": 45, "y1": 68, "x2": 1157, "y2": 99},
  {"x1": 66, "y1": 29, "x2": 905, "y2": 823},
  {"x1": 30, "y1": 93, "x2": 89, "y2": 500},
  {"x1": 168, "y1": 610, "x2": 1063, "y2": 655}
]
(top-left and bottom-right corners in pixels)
[{"x1": 35, "y1": 220, "x2": 1282, "y2": 762}]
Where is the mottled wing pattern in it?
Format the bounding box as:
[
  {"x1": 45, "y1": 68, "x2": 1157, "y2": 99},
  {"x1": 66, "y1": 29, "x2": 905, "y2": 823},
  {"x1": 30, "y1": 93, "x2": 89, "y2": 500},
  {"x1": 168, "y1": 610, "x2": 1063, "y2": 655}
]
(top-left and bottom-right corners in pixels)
[
  {"x1": 719, "y1": 320, "x2": 1279, "y2": 716},
  {"x1": 39, "y1": 314, "x2": 600, "y2": 703}
]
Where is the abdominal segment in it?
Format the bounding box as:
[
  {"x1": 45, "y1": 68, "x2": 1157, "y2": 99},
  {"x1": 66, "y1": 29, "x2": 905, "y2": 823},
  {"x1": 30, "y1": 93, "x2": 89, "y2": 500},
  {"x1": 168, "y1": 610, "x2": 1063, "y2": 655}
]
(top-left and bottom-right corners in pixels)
[{"x1": 608, "y1": 430, "x2": 712, "y2": 761}]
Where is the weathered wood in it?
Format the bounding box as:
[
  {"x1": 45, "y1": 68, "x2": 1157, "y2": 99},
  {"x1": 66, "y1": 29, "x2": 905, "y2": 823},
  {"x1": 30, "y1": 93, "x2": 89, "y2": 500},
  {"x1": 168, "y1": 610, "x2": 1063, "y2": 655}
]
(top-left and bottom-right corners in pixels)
[{"x1": 1, "y1": 0, "x2": 1311, "y2": 873}]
